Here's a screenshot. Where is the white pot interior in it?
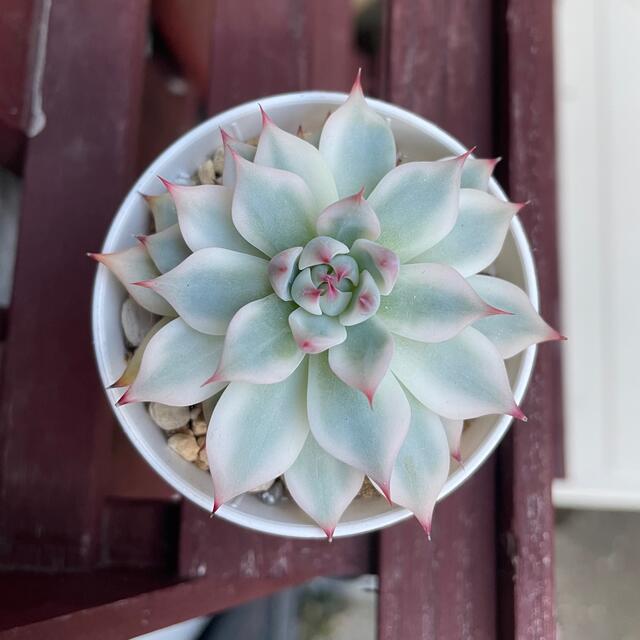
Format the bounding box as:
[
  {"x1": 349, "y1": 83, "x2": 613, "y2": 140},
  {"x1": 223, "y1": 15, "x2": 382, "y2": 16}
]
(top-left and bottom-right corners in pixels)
[{"x1": 92, "y1": 92, "x2": 538, "y2": 539}]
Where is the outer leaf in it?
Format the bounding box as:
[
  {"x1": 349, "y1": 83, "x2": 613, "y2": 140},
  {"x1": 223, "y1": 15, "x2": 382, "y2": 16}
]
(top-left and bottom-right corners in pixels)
[
  {"x1": 391, "y1": 328, "x2": 525, "y2": 420},
  {"x1": 207, "y1": 360, "x2": 309, "y2": 508},
  {"x1": 378, "y1": 263, "x2": 504, "y2": 343},
  {"x1": 442, "y1": 417, "x2": 464, "y2": 462},
  {"x1": 143, "y1": 192, "x2": 178, "y2": 231},
  {"x1": 137, "y1": 224, "x2": 190, "y2": 274},
  {"x1": 207, "y1": 295, "x2": 304, "y2": 384},
  {"x1": 289, "y1": 308, "x2": 347, "y2": 354},
  {"x1": 318, "y1": 74, "x2": 396, "y2": 198},
  {"x1": 221, "y1": 128, "x2": 256, "y2": 190},
  {"x1": 349, "y1": 239, "x2": 399, "y2": 295},
  {"x1": 468, "y1": 275, "x2": 565, "y2": 358},
  {"x1": 339, "y1": 270, "x2": 380, "y2": 326},
  {"x1": 110, "y1": 317, "x2": 172, "y2": 388},
  {"x1": 89, "y1": 245, "x2": 174, "y2": 316},
  {"x1": 268, "y1": 247, "x2": 302, "y2": 301},
  {"x1": 413, "y1": 189, "x2": 523, "y2": 276},
  {"x1": 307, "y1": 352, "x2": 411, "y2": 496},
  {"x1": 315, "y1": 189, "x2": 381, "y2": 246},
  {"x1": 285, "y1": 433, "x2": 364, "y2": 540},
  {"x1": 232, "y1": 154, "x2": 317, "y2": 256},
  {"x1": 328, "y1": 317, "x2": 394, "y2": 405},
  {"x1": 390, "y1": 392, "x2": 450, "y2": 534},
  {"x1": 118, "y1": 318, "x2": 225, "y2": 406},
  {"x1": 368, "y1": 155, "x2": 466, "y2": 262},
  {"x1": 461, "y1": 157, "x2": 500, "y2": 191},
  {"x1": 165, "y1": 181, "x2": 261, "y2": 255},
  {"x1": 255, "y1": 113, "x2": 338, "y2": 211},
  {"x1": 298, "y1": 236, "x2": 349, "y2": 270},
  {"x1": 141, "y1": 248, "x2": 270, "y2": 335}
]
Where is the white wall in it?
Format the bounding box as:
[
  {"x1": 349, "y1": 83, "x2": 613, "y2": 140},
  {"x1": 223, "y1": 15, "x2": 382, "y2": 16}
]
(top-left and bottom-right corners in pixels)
[{"x1": 553, "y1": 0, "x2": 640, "y2": 509}]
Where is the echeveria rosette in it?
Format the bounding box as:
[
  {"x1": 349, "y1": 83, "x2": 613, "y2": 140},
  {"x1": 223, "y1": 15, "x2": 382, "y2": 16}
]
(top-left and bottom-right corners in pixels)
[{"x1": 91, "y1": 73, "x2": 564, "y2": 539}]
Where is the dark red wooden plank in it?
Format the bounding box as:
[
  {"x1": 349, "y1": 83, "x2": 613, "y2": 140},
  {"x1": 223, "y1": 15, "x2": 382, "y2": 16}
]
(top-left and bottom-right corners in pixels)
[
  {"x1": 494, "y1": 1, "x2": 559, "y2": 638},
  {"x1": 0, "y1": 0, "x2": 148, "y2": 571},
  {"x1": 378, "y1": 460, "x2": 497, "y2": 640},
  {"x1": 207, "y1": 0, "x2": 357, "y2": 115},
  {"x1": 378, "y1": 2, "x2": 497, "y2": 638},
  {"x1": 179, "y1": 501, "x2": 373, "y2": 581}
]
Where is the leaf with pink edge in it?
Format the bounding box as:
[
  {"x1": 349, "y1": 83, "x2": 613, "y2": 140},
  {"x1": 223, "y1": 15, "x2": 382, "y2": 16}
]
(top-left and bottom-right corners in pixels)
[
  {"x1": 468, "y1": 275, "x2": 565, "y2": 358},
  {"x1": 315, "y1": 189, "x2": 381, "y2": 246},
  {"x1": 142, "y1": 248, "x2": 270, "y2": 335},
  {"x1": 368, "y1": 155, "x2": 466, "y2": 261},
  {"x1": 441, "y1": 417, "x2": 464, "y2": 462},
  {"x1": 207, "y1": 360, "x2": 309, "y2": 508},
  {"x1": 307, "y1": 352, "x2": 410, "y2": 496},
  {"x1": 413, "y1": 189, "x2": 523, "y2": 276},
  {"x1": 288, "y1": 308, "x2": 347, "y2": 354},
  {"x1": 255, "y1": 112, "x2": 338, "y2": 211},
  {"x1": 268, "y1": 247, "x2": 302, "y2": 301},
  {"x1": 138, "y1": 224, "x2": 190, "y2": 274},
  {"x1": 339, "y1": 270, "x2": 380, "y2": 327},
  {"x1": 298, "y1": 236, "x2": 349, "y2": 270},
  {"x1": 390, "y1": 391, "x2": 450, "y2": 534},
  {"x1": 232, "y1": 155, "x2": 317, "y2": 256},
  {"x1": 221, "y1": 129, "x2": 256, "y2": 190},
  {"x1": 318, "y1": 73, "x2": 396, "y2": 198},
  {"x1": 165, "y1": 182, "x2": 262, "y2": 256},
  {"x1": 207, "y1": 295, "x2": 304, "y2": 385},
  {"x1": 285, "y1": 433, "x2": 364, "y2": 540},
  {"x1": 328, "y1": 317, "x2": 394, "y2": 405},
  {"x1": 378, "y1": 263, "x2": 504, "y2": 343},
  {"x1": 143, "y1": 192, "x2": 178, "y2": 231},
  {"x1": 349, "y1": 239, "x2": 398, "y2": 295},
  {"x1": 118, "y1": 318, "x2": 225, "y2": 407},
  {"x1": 461, "y1": 157, "x2": 500, "y2": 191},
  {"x1": 391, "y1": 328, "x2": 525, "y2": 421},
  {"x1": 291, "y1": 269, "x2": 322, "y2": 315},
  {"x1": 89, "y1": 245, "x2": 174, "y2": 316}
]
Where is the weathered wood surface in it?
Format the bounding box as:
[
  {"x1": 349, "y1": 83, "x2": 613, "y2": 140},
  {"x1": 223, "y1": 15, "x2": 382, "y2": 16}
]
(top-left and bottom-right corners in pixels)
[
  {"x1": 0, "y1": 0, "x2": 149, "y2": 570},
  {"x1": 495, "y1": 1, "x2": 560, "y2": 639}
]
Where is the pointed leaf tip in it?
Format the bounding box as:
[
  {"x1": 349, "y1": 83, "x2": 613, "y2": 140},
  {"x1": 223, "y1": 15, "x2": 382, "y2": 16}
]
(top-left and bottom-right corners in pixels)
[
  {"x1": 351, "y1": 68, "x2": 363, "y2": 94},
  {"x1": 157, "y1": 176, "x2": 173, "y2": 191},
  {"x1": 258, "y1": 103, "x2": 273, "y2": 127},
  {"x1": 511, "y1": 406, "x2": 528, "y2": 421},
  {"x1": 116, "y1": 388, "x2": 135, "y2": 406}
]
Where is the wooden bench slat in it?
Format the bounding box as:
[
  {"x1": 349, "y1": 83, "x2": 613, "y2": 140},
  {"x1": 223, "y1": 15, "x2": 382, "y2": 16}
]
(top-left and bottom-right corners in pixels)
[{"x1": 0, "y1": 0, "x2": 148, "y2": 571}]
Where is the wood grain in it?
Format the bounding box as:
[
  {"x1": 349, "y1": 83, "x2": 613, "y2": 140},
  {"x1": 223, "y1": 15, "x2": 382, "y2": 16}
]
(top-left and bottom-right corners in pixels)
[{"x1": 0, "y1": 0, "x2": 148, "y2": 571}]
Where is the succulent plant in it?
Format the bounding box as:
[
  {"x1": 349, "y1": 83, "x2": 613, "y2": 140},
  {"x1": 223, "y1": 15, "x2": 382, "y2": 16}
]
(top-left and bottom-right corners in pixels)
[{"x1": 91, "y1": 72, "x2": 563, "y2": 539}]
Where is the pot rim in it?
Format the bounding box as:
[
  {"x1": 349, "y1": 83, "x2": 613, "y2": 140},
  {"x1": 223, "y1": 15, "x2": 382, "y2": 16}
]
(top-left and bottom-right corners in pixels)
[{"x1": 92, "y1": 91, "x2": 538, "y2": 538}]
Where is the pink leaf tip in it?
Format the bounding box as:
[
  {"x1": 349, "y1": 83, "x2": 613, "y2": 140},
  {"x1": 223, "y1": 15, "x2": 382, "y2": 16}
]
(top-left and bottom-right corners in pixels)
[
  {"x1": 157, "y1": 176, "x2": 174, "y2": 191},
  {"x1": 135, "y1": 234, "x2": 148, "y2": 246},
  {"x1": 116, "y1": 388, "x2": 135, "y2": 406},
  {"x1": 323, "y1": 526, "x2": 335, "y2": 542},
  {"x1": 132, "y1": 279, "x2": 155, "y2": 289},
  {"x1": 510, "y1": 405, "x2": 528, "y2": 422},
  {"x1": 220, "y1": 127, "x2": 233, "y2": 146},
  {"x1": 212, "y1": 499, "x2": 222, "y2": 514},
  {"x1": 350, "y1": 68, "x2": 363, "y2": 96},
  {"x1": 201, "y1": 369, "x2": 224, "y2": 387},
  {"x1": 451, "y1": 449, "x2": 462, "y2": 464},
  {"x1": 86, "y1": 252, "x2": 101, "y2": 262},
  {"x1": 418, "y1": 517, "x2": 432, "y2": 540},
  {"x1": 486, "y1": 305, "x2": 513, "y2": 317},
  {"x1": 258, "y1": 103, "x2": 273, "y2": 128}
]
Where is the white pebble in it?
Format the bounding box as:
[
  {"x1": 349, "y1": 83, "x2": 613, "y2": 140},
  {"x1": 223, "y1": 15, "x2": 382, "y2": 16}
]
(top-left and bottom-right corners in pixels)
[
  {"x1": 121, "y1": 297, "x2": 156, "y2": 347},
  {"x1": 197, "y1": 159, "x2": 217, "y2": 185},
  {"x1": 168, "y1": 433, "x2": 199, "y2": 462},
  {"x1": 149, "y1": 402, "x2": 190, "y2": 431},
  {"x1": 191, "y1": 414, "x2": 208, "y2": 436}
]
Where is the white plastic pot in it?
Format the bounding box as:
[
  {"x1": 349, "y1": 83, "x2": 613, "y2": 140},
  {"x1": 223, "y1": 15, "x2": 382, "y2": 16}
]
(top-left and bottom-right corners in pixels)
[{"x1": 92, "y1": 92, "x2": 538, "y2": 539}]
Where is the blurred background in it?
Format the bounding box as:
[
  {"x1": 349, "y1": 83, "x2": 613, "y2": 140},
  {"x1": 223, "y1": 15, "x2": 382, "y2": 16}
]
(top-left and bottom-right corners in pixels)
[{"x1": 1, "y1": 0, "x2": 638, "y2": 638}]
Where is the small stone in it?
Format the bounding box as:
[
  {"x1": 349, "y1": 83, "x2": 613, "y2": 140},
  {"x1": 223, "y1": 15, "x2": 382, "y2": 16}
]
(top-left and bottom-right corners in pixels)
[
  {"x1": 212, "y1": 146, "x2": 225, "y2": 177},
  {"x1": 195, "y1": 446, "x2": 209, "y2": 471},
  {"x1": 121, "y1": 297, "x2": 156, "y2": 347},
  {"x1": 196, "y1": 435, "x2": 206, "y2": 448},
  {"x1": 257, "y1": 479, "x2": 283, "y2": 505},
  {"x1": 149, "y1": 402, "x2": 190, "y2": 431},
  {"x1": 197, "y1": 158, "x2": 217, "y2": 185},
  {"x1": 167, "y1": 432, "x2": 199, "y2": 462},
  {"x1": 357, "y1": 477, "x2": 380, "y2": 498},
  {"x1": 191, "y1": 415, "x2": 208, "y2": 436}
]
